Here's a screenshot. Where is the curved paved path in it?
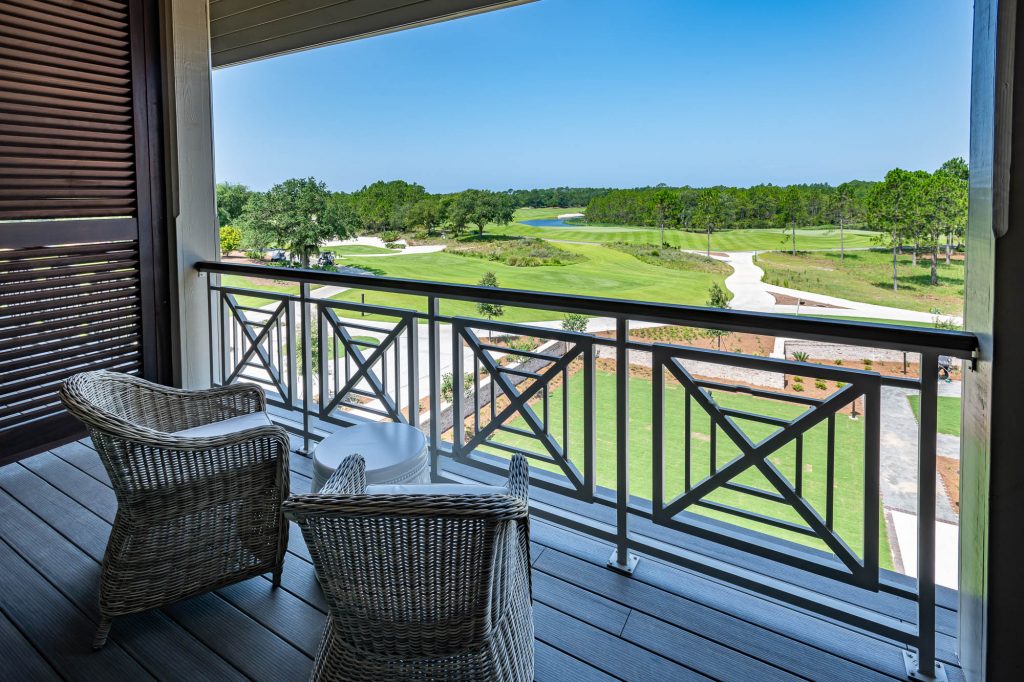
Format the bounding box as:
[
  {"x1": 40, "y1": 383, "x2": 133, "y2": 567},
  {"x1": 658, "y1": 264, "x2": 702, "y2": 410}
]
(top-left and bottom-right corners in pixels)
[{"x1": 703, "y1": 251, "x2": 959, "y2": 325}]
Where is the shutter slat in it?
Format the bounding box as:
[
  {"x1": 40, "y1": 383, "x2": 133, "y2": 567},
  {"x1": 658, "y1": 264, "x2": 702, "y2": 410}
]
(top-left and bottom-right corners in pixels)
[
  {"x1": 0, "y1": 35, "x2": 130, "y2": 74},
  {"x1": 0, "y1": 7, "x2": 130, "y2": 52},
  {"x1": 6, "y1": 0, "x2": 129, "y2": 32},
  {"x1": 0, "y1": 323, "x2": 140, "y2": 364}
]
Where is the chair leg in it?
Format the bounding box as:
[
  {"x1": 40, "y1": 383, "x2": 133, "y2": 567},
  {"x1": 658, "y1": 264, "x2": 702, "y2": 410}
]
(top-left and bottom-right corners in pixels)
[
  {"x1": 93, "y1": 616, "x2": 113, "y2": 650},
  {"x1": 272, "y1": 565, "x2": 283, "y2": 588}
]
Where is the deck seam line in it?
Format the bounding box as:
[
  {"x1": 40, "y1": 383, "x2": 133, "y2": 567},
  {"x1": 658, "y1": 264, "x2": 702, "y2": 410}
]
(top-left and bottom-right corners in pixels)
[{"x1": 531, "y1": 547, "x2": 908, "y2": 682}]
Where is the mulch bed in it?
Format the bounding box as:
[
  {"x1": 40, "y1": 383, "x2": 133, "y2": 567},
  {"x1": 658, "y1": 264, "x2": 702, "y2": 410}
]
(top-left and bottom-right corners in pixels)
[{"x1": 937, "y1": 456, "x2": 960, "y2": 514}]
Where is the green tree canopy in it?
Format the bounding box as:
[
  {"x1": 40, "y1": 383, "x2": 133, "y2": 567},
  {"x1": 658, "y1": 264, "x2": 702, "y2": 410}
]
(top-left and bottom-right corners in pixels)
[
  {"x1": 238, "y1": 177, "x2": 356, "y2": 266},
  {"x1": 352, "y1": 180, "x2": 427, "y2": 231},
  {"x1": 475, "y1": 271, "x2": 504, "y2": 326},
  {"x1": 216, "y1": 182, "x2": 253, "y2": 226}
]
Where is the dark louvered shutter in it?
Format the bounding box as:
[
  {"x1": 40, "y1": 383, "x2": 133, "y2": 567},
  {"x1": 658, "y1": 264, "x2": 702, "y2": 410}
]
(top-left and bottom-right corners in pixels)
[{"x1": 0, "y1": 0, "x2": 168, "y2": 462}]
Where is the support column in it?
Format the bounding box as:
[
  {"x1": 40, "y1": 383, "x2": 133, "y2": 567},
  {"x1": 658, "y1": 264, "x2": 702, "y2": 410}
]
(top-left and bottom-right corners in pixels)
[{"x1": 161, "y1": 0, "x2": 218, "y2": 389}]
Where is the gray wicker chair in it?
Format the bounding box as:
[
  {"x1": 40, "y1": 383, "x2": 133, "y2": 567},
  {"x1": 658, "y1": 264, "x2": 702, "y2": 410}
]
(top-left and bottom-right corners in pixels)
[
  {"x1": 283, "y1": 453, "x2": 534, "y2": 681},
  {"x1": 59, "y1": 370, "x2": 290, "y2": 649}
]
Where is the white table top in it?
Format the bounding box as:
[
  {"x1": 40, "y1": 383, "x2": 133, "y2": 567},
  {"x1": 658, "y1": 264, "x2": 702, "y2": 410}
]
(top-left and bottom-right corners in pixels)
[{"x1": 313, "y1": 422, "x2": 427, "y2": 481}]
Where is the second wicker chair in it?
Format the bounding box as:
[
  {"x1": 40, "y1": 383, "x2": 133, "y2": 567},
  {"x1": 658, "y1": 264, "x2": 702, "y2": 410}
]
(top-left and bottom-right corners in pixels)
[{"x1": 284, "y1": 453, "x2": 534, "y2": 681}]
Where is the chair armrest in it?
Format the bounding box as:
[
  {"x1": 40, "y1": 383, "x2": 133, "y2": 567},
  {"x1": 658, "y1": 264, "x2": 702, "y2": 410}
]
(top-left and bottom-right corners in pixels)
[
  {"x1": 132, "y1": 381, "x2": 266, "y2": 425},
  {"x1": 321, "y1": 454, "x2": 367, "y2": 495}
]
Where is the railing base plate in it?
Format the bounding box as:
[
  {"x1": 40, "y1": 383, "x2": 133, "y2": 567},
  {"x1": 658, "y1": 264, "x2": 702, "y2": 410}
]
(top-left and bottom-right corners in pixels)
[
  {"x1": 903, "y1": 651, "x2": 948, "y2": 682},
  {"x1": 607, "y1": 551, "x2": 639, "y2": 575}
]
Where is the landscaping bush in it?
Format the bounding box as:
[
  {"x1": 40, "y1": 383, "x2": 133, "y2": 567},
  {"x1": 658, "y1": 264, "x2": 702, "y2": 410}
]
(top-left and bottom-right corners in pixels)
[
  {"x1": 561, "y1": 313, "x2": 589, "y2": 333},
  {"x1": 379, "y1": 230, "x2": 401, "y2": 242},
  {"x1": 448, "y1": 238, "x2": 585, "y2": 267},
  {"x1": 604, "y1": 242, "x2": 728, "y2": 274},
  {"x1": 815, "y1": 379, "x2": 827, "y2": 390},
  {"x1": 440, "y1": 372, "x2": 454, "y2": 403},
  {"x1": 384, "y1": 241, "x2": 405, "y2": 249},
  {"x1": 219, "y1": 225, "x2": 242, "y2": 254}
]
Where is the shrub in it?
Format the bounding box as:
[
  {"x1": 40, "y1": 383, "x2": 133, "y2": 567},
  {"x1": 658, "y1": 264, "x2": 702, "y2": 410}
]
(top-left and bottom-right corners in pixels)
[
  {"x1": 863, "y1": 358, "x2": 873, "y2": 369},
  {"x1": 448, "y1": 238, "x2": 584, "y2": 267},
  {"x1": 815, "y1": 379, "x2": 827, "y2": 390},
  {"x1": 440, "y1": 372, "x2": 454, "y2": 403},
  {"x1": 793, "y1": 383, "x2": 805, "y2": 392},
  {"x1": 219, "y1": 225, "x2": 242, "y2": 254},
  {"x1": 384, "y1": 241, "x2": 405, "y2": 249},
  {"x1": 561, "y1": 313, "x2": 589, "y2": 333},
  {"x1": 476, "y1": 272, "x2": 504, "y2": 328},
  {"x1": 604, "y1": 242, "x2": 728, "y2": 275},
  {"x1": 379, "y1": 230, "x2": 401, "y2": 242},
  {"x1": 834, "y1": 359, "x2": 843, "y2": 365},
  {"x1": 504, "y1": 337, "x2": 537, "y2": 353},
  {"x1": 792, "y1": 351, "x2": 809, "y2": 363},
  {"x1": 793, "y1": 376, "x2": 804, "y2": 384}
]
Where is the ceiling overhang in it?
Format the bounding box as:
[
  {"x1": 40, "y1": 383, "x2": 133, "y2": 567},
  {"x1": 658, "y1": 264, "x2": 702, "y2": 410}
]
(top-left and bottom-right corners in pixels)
[{"x1": 209, "y1": 0, "x2": 536, "y2": 68}]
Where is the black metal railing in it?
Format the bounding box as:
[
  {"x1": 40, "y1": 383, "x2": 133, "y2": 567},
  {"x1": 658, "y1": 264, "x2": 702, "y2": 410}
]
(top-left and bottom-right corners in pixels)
[{"x1": 197, "y1": 259, "x2": 976, "y2": 680}]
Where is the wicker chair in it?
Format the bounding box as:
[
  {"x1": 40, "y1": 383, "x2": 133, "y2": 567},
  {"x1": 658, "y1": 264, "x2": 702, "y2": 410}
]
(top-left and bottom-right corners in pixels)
[
  {"x1": 283, "y1": 453, "x2": 534, "y2": 681},
  {"x1": 59, "y1": 371, "x2": 290, "y2": 649}
]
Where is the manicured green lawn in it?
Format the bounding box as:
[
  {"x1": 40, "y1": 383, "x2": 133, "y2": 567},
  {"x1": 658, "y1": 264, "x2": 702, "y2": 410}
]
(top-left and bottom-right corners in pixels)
[
  {"x1": 477, "y1": 368, "x2": 890, "y2": 567},
  {"x1": 756, "y1": 250, "x2": 965, "y2": 315},
  {"x1": 330, "y1": 241, "x2": 731, "y2": 322},
  {"x1": 220, "y1": 273, "x2": 305, "y2": 308},
  {"x1": 324, "y1": 244, "x2": 397, "y2": 255},
  {"x1": 907, "y1": 395, "x2": 962, "y2": 437},
  {"x1": 496, "y1": 209, "x2": 880, "y2": 251}
]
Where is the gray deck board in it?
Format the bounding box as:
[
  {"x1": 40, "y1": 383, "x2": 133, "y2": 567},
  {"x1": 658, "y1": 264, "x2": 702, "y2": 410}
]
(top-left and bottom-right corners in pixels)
[{"x1": 0, "y1": 447, "x2": 965, "y2": 681}]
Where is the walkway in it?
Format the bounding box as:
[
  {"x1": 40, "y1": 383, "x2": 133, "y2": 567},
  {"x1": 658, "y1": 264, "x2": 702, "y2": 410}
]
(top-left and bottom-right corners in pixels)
[
  {"x1": 708, "y1": 251, "x2": 956, "y2": 325},
  {"x1": 881, "y1": 380, "x2": 961, "y2": 588}
]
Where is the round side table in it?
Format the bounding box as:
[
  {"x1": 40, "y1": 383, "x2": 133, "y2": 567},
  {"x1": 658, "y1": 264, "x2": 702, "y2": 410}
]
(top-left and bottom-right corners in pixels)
[{"x1": 311, "y1": 422, "x2": 429, "y2": 493}]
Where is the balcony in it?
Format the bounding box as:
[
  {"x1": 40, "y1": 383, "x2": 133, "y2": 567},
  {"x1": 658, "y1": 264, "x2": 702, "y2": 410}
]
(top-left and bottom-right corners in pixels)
[
  {"x1": 183, "y1": 260, "x2": 967, "y2": 678},
  {"x1": 1, "y1": 436, "x2": 967, "y2": 681}
]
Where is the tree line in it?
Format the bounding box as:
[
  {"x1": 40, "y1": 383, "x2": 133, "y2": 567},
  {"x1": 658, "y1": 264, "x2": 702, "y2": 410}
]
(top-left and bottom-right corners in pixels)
[
  {"x1": 865, "y1": 158, "x2": 968, "y2": 287},
  {"x1": 218, "y1": 179, "x2": 522, "y2": 261},
  {"x1": 583, "y1": 181, "x2": 876, "y2": 232},
  {"x1": 217, "y1": 162, "x2": 967, "y2": 284}
]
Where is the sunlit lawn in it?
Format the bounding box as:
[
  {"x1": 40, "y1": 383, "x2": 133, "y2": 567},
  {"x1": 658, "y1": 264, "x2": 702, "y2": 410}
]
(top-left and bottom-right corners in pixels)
[
  {"x1": 330, "y1": 241, "x2": 730, "y2": 322},
  {"x1": 757, "y1": 250, "x2": 965, "y2": 315},
  {"x1": 478, "y1": 368, "x2": 891, "y2": 569},
  {"x1": 907, "y1": 395, "x2": 962, "y2": 437}
]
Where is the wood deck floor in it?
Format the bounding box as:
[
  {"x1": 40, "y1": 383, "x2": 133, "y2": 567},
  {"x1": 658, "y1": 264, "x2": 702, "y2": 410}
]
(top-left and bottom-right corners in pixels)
[{"x1": 0, "y1": 440, "x2": 964, "y2": 681}]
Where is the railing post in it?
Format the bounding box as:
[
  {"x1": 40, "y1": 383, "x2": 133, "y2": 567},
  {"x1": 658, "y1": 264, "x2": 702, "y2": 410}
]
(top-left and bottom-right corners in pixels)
[
  {"x1": 298, "y1": 282, "x2": 313, "y2": 455},
  {"x1": 451, "y1": 318, "x2": 464, "y2": 458},
  {"x1": 407, "y1": 313, "x2": 419, "y2": 431},
  {"x1": 904, "y1": 351, "x2": 946, "y2": 682},
  {"x1": 427, "y1": 297, "x2": 441, "y2": 480},
  {"x1": 608, "y1": 317, "x2": 638, "y2": 574}
]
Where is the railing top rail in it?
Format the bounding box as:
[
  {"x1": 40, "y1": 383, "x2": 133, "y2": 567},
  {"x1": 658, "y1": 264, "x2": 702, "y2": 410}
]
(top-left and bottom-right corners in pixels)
[{"x1": 197, "y1": 260, "x2": 977, "y2": 359}]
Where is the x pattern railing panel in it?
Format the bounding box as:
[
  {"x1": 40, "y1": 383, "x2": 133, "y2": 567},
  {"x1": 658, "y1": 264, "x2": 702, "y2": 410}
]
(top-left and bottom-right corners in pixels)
[
  {"x1": 317, "y1": 302, "x2": 418, "y2": 426},
  {"x1": 651, "y1": 343, "x2": 881, "y2": 589},
  {"x1": 220, "y1": 292, "x2": 293, "y2": 403},
  {"x1": 450, "y1": 318, "x2": 596, "y2": 501}
]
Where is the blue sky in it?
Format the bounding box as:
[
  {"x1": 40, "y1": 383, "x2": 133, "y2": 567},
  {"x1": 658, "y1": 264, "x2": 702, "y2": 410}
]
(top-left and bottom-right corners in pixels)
[{"x1": 212, "y1": 0, "x2": 972, "y2": 194}]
